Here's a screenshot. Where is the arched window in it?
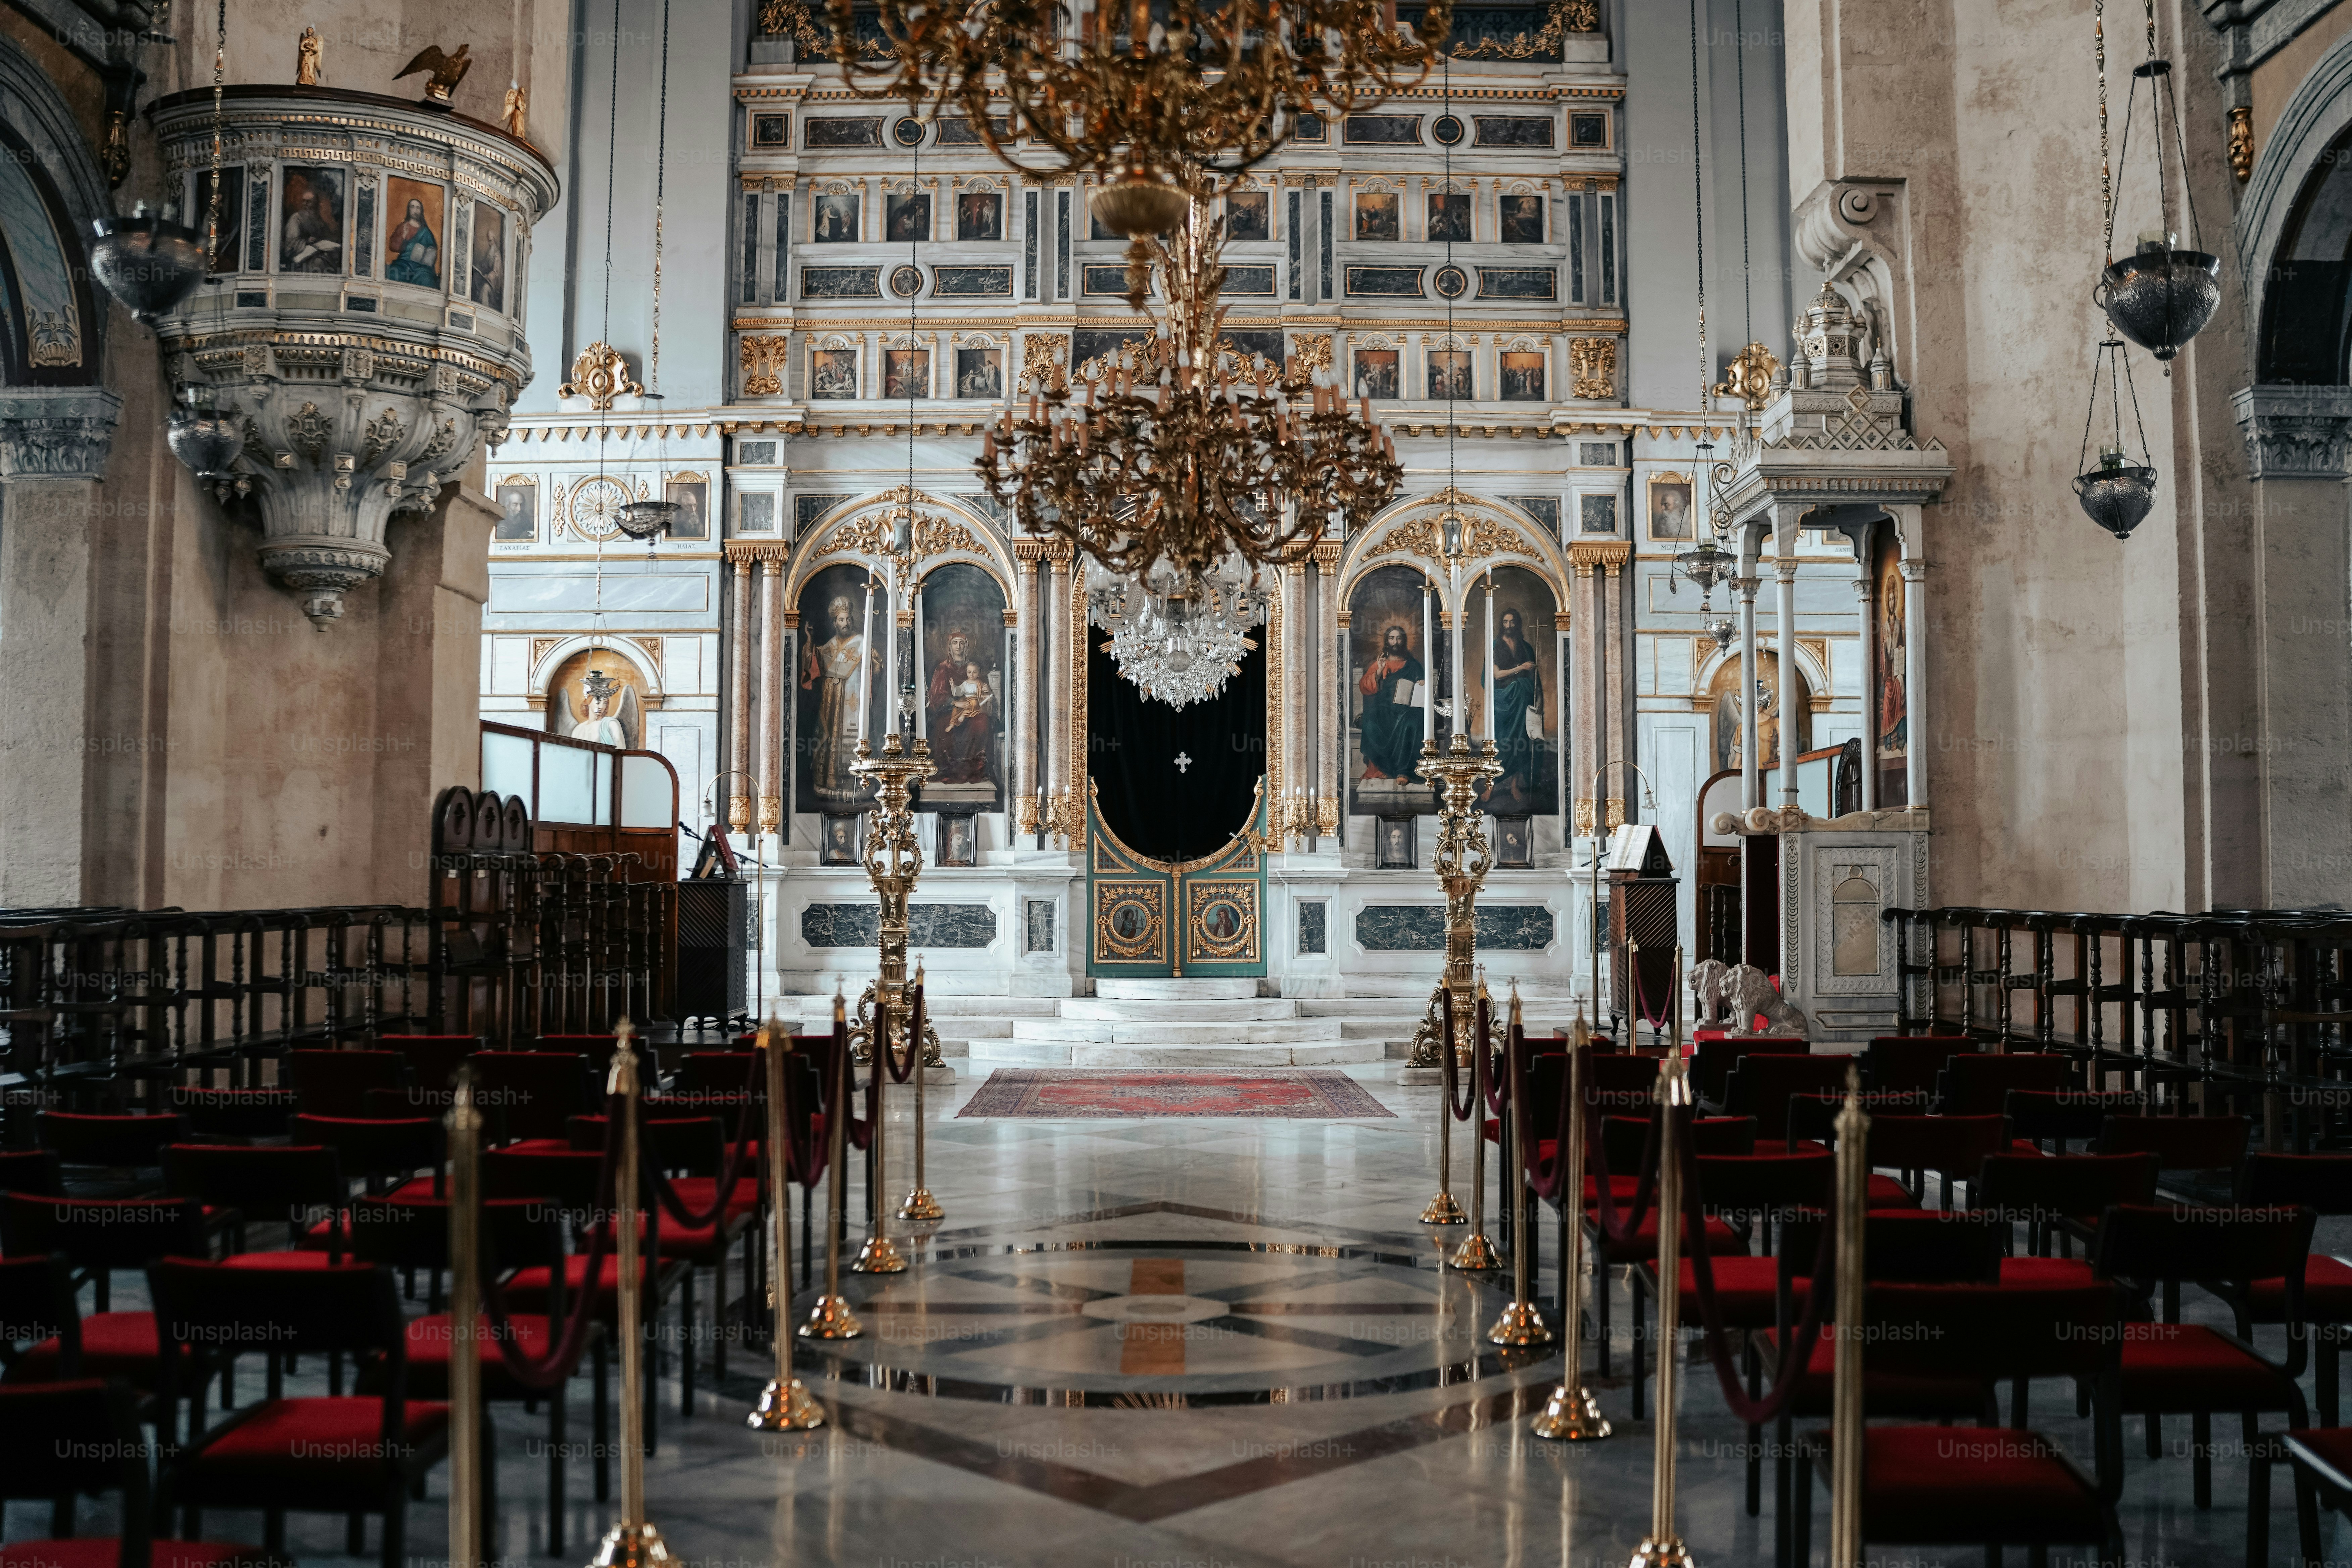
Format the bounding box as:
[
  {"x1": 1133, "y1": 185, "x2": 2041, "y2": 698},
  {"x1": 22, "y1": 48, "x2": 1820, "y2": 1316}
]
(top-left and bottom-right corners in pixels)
[
  {"x1": 0, "y1": 120, "x2": 99, "y2": 385},
  {"x1": 2257, "y1": 123, "x2": 2352, "y2": 385}
]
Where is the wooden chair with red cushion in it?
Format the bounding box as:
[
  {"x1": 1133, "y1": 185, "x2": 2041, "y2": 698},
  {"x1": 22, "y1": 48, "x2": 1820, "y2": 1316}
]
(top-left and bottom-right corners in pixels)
[
  {"x1": 1643, "y1": 1150, "x2": 1834, "y2": 1517},
  {"x1": 38, "y1": 1111, "x2": 187, "y2": 1178},
  {"x1": 0, "y1": 1192, "x2": 209, "y2": 1382},
  {"x1": 0, "y1": 1378, "x2": 282, "y2": 1568},
  {"x1": 166, "y1": 1088, "x2": 298, "y2": 1144},
  {"x1": 1760, "y1": 1212, "x2": 2015, "y2": 1568},
  {"x1": 2094, "y1": 1201, "x2": 2315, "y2": 1515},
  {"x1": 567, "y1": 1110, "x2": 759, "y2": 1384},
  {"x1": 371, "y1": 1034, "x2": 480, "y2": 1106},
  {"x1": 482, "y1": 1146, "x2": 690, "y2": 1437},
  {"x1": 148, "y1": 1258, "x2": 469, "y2": 1568},
  {"x1": 1859, "y1": 1034, "x2": 1974, "y2": 1099},
  {"x1": 1936, "y1": 1051, "x2": 2074, "y2": 1117},
  {"x1": 1783, "y1": 1094, "x2": 1942, "y2": 1210},
  {"x1": 281, "y1": 1050, "x2": 407, "y2": 1119},
  {"x1": 2256, "y1": 1427, "x2": 2352, "y2": 1568},
  {"x1": 0, "y1": 1254, "x2": 83, "y2": 1382},
  {"x1": 163, "y1": 1144, "x2": 347, "y2": 1268},
  {"x1": 2006, "y1": 1088, "x2": 2147, "y2": 1155},
  {"x1": 1789, "y1": 1281, "x2": 2125, "y2": 1568},
  {"x1": 1691, "y1": 1036, "x2": 1811, "y2": 1114},
  {"x1": 470, "y1": 1050, "x2": 599, "y2": 1148},
  {"x1": 1724, "y1": 1055, "x2": 1851, "y2": 1153},
  {"x1": 350, "y1": 1194, "x2": 603, "y2": 1550},
  {"x1": 2225, "y1": 1152, "x2": 2352, "y2": 1424},
  {"x1": 1583, "y1": 1113, "x2": 1754, "y2": 1415},
  {"x1": 1974, "y1": 1151, "x2": 2160, "y2": 1288}
]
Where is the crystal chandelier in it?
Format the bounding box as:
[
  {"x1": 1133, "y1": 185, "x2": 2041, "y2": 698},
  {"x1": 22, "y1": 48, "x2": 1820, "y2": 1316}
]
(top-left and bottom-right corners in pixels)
[
  {"x1": 1087, "y1": 556, "x2": 1270, "y2": 708},
  {"x1": 823, "y1": 0, "x2": 1451, "y2": 234},
  {"x1": 977, "y1": 199, "x2": 1401, "y2": 581}
]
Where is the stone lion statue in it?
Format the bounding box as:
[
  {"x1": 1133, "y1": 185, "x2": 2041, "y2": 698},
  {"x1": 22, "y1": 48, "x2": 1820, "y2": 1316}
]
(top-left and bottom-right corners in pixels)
[{"x1": 1690, "y1": 959, "x2": 1809, "y2": 1038}]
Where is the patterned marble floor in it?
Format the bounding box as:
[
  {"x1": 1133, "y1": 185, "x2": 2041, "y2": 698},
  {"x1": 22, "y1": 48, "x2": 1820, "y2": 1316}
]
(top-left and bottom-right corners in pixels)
[{"x1": 23, "y1": 1064, "x2": 2348, "y2": 1567}]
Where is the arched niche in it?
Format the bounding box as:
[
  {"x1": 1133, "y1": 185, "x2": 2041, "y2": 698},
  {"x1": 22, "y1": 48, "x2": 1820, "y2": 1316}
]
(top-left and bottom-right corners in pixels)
[
  {"x1": 2237, "y1": 29, "x2": 2352, "y2": 383},
  {"x1": 0, "y1": 37, "x2": 107, "y2": 386}
]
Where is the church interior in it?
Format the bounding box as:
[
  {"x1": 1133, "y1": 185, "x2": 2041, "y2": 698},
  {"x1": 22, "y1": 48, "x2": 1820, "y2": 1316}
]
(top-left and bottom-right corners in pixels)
[{"x1": 2, "y1": 0, "x2": 2350, "y2": 1563}]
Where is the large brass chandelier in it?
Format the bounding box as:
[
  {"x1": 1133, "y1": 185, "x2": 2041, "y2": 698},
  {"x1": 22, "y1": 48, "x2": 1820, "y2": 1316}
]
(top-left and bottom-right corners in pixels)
[
  {"x1": 824, "y1": 0, "x2": 1452, "y2": 227},
  {"x1": 977, "y1": 200, "x2": 1401, "y2": 580}
]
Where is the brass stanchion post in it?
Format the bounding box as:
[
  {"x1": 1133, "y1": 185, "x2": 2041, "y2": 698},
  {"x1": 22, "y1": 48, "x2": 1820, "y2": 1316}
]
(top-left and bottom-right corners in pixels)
[
  {"x1": 1488, "y1": 986, "x2": 1551, "y2": 1343},
  {"x1": 801, "y1": 996, "x2": 864, "y2": 1341},
  {"x1": 849, "y1": 733, "x2": 931, "y2": 1274},
  {"x1": 1630, "y1": 966, "x2": 1694, "y2": 1568},
  {"x1": 1533, "y1": 1003, "x2": 1610, "y2": 1439},
  {"x1": 587, "y1": 1019, "x2": 670, "y2": 1568},
  {"x1": 1451, "y1": 974, "x2": 1501, "y2": 1272},
  {"x1": 748, "y1": 1016, "x2": 824, "y2": 1430},
  {"x1": 1419, "y1": 731, "x2": 1501, "y2": 1232},
  {"x1": 898, "y1": 959, "x2": 941, "y2": 1222},
  {"x1": 1829, "y1": 1061, "x2": 1870, "y2": 1568},
  {"x1": 447, "y1": 1063, "x2": 484, "y2": 1568}
]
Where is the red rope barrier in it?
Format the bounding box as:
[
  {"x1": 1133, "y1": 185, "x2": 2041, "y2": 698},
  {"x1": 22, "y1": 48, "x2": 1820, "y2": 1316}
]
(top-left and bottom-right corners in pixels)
[
  {"x1": 1674, "y1": 1130, "x2": 1838, "y2": 1426},
  {"x1": 476, "y1": 1091, "x2": 623, "y2": 1392}
]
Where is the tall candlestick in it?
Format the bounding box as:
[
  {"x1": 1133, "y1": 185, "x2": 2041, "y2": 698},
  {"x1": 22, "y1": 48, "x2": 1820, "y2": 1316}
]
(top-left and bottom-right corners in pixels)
[
  {"x1": 913, "y1": 580, "x2": 927, "y2": 740},
  {"x1": 1421, "y1": 579, "x2": 1435, "y2": 749},
  {"x1": 1450, "y1": 562, "x2": 1465, "y2": 745},
  {"x1": 859, "y1": 574, "x2": 876, "y2": 742},
  {"x1": 1483, "y1": 571, "x2": 1496, "y2": 744},
  {"x1": 886, "y1": 570, "x2": 902, "y2": 738}
]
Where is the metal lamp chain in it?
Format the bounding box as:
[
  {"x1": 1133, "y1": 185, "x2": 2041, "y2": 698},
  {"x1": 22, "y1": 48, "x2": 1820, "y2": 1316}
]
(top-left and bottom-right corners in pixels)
[
  {"x1": 207, "y1": 0, "x2": 226, "y2": 267},
  {"x1": 2096, "y1": 0, "x2": 2114, "y2": 259},
  {"x1": 653, "y1": 0, "x2": 670, "y2": 391},
  {"x1": 1689, "y1": 0, "x2": 1707, "y2": 413}
]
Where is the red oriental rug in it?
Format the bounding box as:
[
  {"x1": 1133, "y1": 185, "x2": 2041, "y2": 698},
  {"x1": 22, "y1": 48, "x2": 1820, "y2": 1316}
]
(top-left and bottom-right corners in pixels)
[{"x1": 957, "y1": 1069, "x2": 1394, "y2": 1119}]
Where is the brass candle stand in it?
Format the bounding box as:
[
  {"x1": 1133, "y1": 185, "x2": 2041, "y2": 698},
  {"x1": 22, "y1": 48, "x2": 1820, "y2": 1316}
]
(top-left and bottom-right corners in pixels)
[
  {"x1": 897, "y1": 962, "x2": 942, "y2": 1222},
  {"x1": 586, "y1": 1020, "x2": 671, "y2": 1568},
  {"x1": 446, "y1": 1065, "x2": 485, "y2": 1568},
  {"x1": 748, "y1": 1017, "x2": 825, "y2": 1431},
  {"x1": 1414, "y1": 732, "x2": 1503, "y2": 1260},
  {"x1": 1629, "y1": 981, "x2": 1695, "y2": 1568},
  {"x1": 800, "y1": 996, "x2": 864, "y2": 1341},
  {"x1": 1531, "y1": 1004, "x2": 1611, "y2": 1441},
  {"x1": 847, "y1": 733, "x2": 934, "y2": 1276},
  {"x1": 1486, "y1": 987, "x2": 1553, "y2": 1345},
  {"x1": 1829, "y1": 1062, "x2": 1870, "y2": 1568}
]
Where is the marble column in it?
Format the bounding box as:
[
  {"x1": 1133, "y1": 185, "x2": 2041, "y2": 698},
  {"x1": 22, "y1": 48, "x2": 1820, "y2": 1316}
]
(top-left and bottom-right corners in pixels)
[
  {"x1": 1773, "y1": 530, "x2": 1803, "y2": 809},
  {"x1": 1045, "y1": 544, "x2": 1071, "y2": 835},
  {"x1": 1736, "y1": 552, "x2": 1762, "y2": 812},
  {"x1": 728, "y1": 554, "x2": 755, "y2": 833},
  {"x1": 1281, "y1": 560, "x2": 1305, "y2": 828},
  {"x1": 1568, "y1": 554, "x2": 1598, "y2": 835},
  {"x1": 1012, "y1": 543, "x2": 1041, "y2": 839},
  {"x1": 1852, "y1": 545, "x2": 1876, "y2": 812},
  {"x1": 758, "y1": 558, "x2": 783, "y2": 837},
  {"x1": 1892, "y1": 504, "x2": 1928, "y2": 814},
  {"x1": 0, "y1": 388, "x2": 121, "y2": 907},
  {"x1": 1599, "y1": 552, "x2": 1628, "y2": 830},
  {"x1": 1314, "y1": 541, "x2": 1341, "y2": 839}
]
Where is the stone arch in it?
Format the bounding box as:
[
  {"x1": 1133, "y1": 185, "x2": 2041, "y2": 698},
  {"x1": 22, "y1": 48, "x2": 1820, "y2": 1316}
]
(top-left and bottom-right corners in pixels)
[
  {"x1": 0, "y1": 35, "x2": 108, "y2": 386},
  {"x1": 2239, "y1": 28, "x2": 2352, "y2": 383}
]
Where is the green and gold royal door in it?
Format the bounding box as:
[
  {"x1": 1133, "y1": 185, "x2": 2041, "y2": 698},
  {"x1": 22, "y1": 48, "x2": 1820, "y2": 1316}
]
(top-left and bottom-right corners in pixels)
[{"x1": 1086, "y1": 781, "x2": 1267, "y2": 980}]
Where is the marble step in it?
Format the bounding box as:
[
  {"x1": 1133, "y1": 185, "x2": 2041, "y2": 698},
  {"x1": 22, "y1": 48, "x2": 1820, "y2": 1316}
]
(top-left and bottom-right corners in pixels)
[
  {"x1": 966, "y1": 1038, "x2": 1384, "y2": 1068},
  {"x1": 1058, "y1": 997, "x2": 1300, "y2": 1022},
  {"x1": 1008, "y1": 1016, "x2": 1346, "y2": 1046},
  {"x1": 773, "y1": 995, "x2": 1059, "y2": 1016},
  {"x1": 1094, "y1": 977, "x2": 1260, "y2": 1001},
  {"x1": 1339, "y1": 974, "x2": 1588, "y2": 1000}
]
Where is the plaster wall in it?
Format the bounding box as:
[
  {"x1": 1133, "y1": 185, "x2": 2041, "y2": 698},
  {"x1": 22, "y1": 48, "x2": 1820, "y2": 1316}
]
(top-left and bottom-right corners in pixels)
[{"x1": 1783, "y1": 0, "x2": 2198, "y2": 912}]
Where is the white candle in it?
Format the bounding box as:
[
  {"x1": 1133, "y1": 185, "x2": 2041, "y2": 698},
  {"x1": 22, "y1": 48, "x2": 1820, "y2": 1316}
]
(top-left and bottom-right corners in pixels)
[
  {"x1": 1420, "y1": 578, "x2": 1435, "y2": 748},
  {"x1": 885, "y1": 570, "x2": 901, "y2": 739},
  {"x1": 1483, "y1": 572, "x2": 1495, "y2": 744},
  {"x1": 1450, "y1": 562, "x2": 1465, "y2": 745},
  {"x1": 859, "y1": 574, "x2": 876, "y2": 742},
  {"x1": 913, "y1": 580, "x2": 927, "y2": 740}
]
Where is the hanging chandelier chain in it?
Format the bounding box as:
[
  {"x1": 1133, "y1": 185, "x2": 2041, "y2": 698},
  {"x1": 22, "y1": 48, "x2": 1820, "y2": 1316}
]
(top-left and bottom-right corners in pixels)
[
  {"x1": 1734, "y1": 0, "x2": 1751, "y2": 350},
  {"x1": 206, "y1": 0, "x2": 226, "y2": 267},
  {"x1": 2096, "y1": 0, "x2": 2114, "y2": 257},
  {"x1": 1688, "y1": 0, "x2": 1708, "y2": 414},
  {"x1": 652, "y1": 0, "x2": 670, "y2": 391}
]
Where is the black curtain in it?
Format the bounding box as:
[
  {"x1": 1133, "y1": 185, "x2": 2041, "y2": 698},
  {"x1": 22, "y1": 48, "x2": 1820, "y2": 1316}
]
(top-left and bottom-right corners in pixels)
[{"x1": 1088, "y1": 641, "x2": 1266, "y2": 861}]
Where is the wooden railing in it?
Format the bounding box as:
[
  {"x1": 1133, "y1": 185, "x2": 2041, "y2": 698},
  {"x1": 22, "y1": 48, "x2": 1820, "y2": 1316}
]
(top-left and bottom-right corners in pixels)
[{"x1": 1886, "y1": 905, "x2": 2352, "y2": 1148}]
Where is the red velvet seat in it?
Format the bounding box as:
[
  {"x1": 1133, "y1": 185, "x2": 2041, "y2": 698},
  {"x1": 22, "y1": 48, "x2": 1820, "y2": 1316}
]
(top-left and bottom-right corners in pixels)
[
  {"x1": 148, "y1": 1260, "x2": 465, "y2": 1568},
  {"x1": 0, "y1": 1380, "x2": 281, "y2": 1568},
  {"x1": 1788, "y1": 1282, "x2": 2123, "y2": 1568},
  {"x1": 2000, "y1": 1254, "x2": 2098, "y2": 1288},
  {"x1": 282, "y1": 1049, "x2": 407, "y2": 1119},
  {"x1": 1853, "y1": 1427, "x2": 2108, "y2": 1541},
  {"x1": 2096, "y1": 1201, "x2": 2316, "y2": 1517}
]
